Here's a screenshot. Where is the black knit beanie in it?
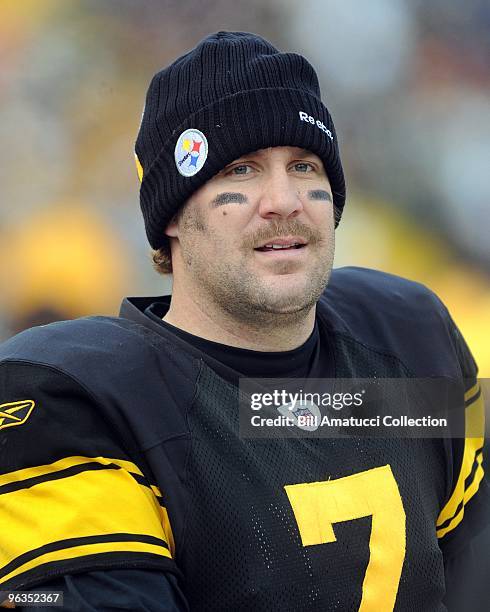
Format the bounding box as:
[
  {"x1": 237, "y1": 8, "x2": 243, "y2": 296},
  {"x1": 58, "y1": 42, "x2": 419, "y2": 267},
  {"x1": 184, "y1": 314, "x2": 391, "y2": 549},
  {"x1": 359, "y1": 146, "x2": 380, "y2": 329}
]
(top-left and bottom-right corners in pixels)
[{"x1": 135, "y1": 31, "x2": 346, "y2": 250}]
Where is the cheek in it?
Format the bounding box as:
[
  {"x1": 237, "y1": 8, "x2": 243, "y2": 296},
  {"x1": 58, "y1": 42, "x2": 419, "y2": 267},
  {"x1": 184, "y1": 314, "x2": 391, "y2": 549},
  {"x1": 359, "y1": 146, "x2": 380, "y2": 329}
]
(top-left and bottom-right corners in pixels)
[
  {"x1": 306, "y1": 199, "x2": 335, "y2": 229},
  {"x1": 209, "y1": 206, "x2": 254, "y2": 239}
]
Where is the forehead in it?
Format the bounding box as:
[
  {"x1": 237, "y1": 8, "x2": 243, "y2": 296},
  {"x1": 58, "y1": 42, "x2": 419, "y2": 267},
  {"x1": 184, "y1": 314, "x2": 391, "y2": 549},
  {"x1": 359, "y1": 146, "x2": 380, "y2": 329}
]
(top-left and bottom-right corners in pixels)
[{"x1": 231, "y1": 146, "x2": 319, "y2": 163}]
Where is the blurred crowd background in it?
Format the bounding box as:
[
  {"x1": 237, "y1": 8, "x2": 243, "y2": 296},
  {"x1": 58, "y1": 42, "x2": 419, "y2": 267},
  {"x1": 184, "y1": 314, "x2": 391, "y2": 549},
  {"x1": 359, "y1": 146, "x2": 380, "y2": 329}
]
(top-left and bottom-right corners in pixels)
[{"x1": 1, "y1": 0, "x2": 489, "y2": 375}]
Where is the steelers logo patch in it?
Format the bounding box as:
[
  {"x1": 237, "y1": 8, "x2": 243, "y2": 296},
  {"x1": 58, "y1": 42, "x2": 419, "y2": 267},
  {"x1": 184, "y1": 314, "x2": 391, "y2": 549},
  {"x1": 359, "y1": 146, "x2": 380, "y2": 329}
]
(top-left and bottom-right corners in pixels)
[{"x1": 174, "y1": 128, "x2": 208, "y2": 177}]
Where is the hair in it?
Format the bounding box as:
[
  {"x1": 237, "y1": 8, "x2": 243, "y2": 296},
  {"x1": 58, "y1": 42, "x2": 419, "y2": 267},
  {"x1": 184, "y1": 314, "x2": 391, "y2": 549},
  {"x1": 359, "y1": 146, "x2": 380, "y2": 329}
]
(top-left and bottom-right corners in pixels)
[
  {"x1": 152, "y1": 242, "x2": 173, "y2": 275},
  {"x1": 151, "y1": 206, "x2": 185, "y2": 275},
  {"x1": 150, "y1": 205, "x2": 342, "y2": 277}
]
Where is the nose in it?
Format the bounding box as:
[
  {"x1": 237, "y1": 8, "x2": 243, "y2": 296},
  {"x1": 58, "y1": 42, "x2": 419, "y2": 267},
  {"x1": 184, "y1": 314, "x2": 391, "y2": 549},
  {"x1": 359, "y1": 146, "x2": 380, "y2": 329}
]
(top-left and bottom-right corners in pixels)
[{"x1": 257, "y1": 169, "x2": 304, "y2": 220}]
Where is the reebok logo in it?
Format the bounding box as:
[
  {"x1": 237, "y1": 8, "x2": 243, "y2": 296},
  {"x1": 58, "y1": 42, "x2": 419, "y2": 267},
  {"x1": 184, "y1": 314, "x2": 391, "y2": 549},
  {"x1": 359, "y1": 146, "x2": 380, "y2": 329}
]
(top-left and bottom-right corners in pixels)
[
  {"x1": 299, "y1": 111, "x2": 333, "y2": 140},
  {"x1": 0, "y1": 400, "x2": 36, "y2": 431}
]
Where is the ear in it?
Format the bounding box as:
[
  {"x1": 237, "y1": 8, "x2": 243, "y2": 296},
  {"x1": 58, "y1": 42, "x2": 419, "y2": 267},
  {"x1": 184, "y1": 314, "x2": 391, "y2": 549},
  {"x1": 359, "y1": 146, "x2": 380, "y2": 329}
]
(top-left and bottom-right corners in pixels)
[{"x1": 164, "y1": 214, "x2": 180, "y2": 238}]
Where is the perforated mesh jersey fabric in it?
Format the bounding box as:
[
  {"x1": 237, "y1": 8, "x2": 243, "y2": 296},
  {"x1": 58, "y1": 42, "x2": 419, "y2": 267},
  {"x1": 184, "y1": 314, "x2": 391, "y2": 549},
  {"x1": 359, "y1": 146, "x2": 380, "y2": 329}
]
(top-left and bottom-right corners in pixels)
[{"x1": 180, "y1": 333, "x2": 448, "y2": 611}]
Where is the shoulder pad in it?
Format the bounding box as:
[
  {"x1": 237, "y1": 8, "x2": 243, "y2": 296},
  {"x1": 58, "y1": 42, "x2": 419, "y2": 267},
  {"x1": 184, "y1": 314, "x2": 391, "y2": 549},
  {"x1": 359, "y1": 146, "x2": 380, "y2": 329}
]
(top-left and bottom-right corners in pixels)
[
  {"x1": 0, "y1": 316, "x2": 200, "y2": 448},
  {"x1": 319, "y1": 267, "x2": 458, "y2": 376}
]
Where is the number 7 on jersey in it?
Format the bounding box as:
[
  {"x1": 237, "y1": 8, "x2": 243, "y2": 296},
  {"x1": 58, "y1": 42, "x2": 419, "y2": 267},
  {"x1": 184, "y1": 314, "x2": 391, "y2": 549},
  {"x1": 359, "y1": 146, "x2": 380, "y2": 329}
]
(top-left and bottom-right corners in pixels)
[{"x1": 285, "y1": 464, "x2": 406, "y2": 612}]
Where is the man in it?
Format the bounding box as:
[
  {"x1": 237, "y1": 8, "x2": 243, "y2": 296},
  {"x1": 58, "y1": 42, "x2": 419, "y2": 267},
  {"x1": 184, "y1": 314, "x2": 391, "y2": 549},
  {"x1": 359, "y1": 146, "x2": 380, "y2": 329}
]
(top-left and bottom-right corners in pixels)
[{"x1": 0, "y1": 31, "x2": 488, "y2": 611}]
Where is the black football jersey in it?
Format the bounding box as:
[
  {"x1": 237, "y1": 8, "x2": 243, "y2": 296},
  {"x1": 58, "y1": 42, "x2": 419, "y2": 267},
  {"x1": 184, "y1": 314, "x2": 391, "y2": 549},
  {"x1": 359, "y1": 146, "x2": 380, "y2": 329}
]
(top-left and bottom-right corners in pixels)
[{"x1": 0, "y1": 267, "x2": 488, "y2": 611}]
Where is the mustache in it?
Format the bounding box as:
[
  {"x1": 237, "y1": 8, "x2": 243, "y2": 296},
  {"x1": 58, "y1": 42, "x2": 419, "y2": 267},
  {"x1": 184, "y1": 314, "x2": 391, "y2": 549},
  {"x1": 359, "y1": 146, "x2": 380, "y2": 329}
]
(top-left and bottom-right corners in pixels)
[{"x1": 241, "y1": 219, "x2": 324, "y2": 250}]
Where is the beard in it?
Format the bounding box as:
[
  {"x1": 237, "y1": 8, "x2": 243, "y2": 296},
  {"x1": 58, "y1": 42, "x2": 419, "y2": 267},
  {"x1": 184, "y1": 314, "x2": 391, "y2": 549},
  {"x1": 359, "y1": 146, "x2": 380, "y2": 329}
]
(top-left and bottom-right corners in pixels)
[{"x1": 177, "y1": 208, "x2": 335, "y2": 329}]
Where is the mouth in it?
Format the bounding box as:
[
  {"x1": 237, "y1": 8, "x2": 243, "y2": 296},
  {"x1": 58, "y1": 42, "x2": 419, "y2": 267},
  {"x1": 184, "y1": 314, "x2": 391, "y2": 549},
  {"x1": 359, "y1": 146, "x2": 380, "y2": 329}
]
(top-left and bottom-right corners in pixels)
[{"x1": 254, "y1": 237, "x2": 308, "y2": 252}]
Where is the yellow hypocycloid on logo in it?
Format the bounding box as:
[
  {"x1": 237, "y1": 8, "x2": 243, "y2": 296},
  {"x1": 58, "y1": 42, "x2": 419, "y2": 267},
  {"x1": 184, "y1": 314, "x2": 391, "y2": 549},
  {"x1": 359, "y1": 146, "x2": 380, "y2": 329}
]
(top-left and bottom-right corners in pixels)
[{"x1": 0, "y1": 400, "x2": 35, "y2": 431}]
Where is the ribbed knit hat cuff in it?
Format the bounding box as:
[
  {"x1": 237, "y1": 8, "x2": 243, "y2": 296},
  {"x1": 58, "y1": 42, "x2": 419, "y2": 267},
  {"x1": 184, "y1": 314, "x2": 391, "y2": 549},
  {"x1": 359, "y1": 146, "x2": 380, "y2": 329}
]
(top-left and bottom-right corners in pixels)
[{"x1": 139, "y1": 86, "x2": 345, "y2": 250}]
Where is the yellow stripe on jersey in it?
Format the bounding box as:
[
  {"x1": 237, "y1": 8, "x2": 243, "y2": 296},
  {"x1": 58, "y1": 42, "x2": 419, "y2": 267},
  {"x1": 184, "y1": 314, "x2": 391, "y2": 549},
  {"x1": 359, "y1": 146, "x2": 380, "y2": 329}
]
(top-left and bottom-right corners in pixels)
[
  {"x1": 0, "y1": 455, "x2": 144, "y2": 488},
  {"x1": 436, "y1": 384, "x2": 485, "y2": 539},
  {"x1": 151, "y1": 484, "x2": 162, "y2": 498},
  {"x1": 1, "y1": 540, "x2": 170, "y2": 586},
  {"x1": 149, "y1": 483, "x2": 175, "y2": 557},
  {"x1": 0, "y1": 456, "x2": 173, "y2": 584}
]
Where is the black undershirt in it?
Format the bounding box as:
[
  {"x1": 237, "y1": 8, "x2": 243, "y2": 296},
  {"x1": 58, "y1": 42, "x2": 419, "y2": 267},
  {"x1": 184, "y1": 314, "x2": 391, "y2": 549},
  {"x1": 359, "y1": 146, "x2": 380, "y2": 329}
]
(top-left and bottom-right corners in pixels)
[{"x1": 143, "y1": 298, "x2": 334, "y2": 384}]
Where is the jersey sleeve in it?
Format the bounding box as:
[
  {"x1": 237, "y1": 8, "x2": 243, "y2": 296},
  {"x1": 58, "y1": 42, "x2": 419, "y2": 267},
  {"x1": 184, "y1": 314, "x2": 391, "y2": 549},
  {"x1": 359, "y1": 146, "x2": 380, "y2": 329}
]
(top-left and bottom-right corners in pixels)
[
  {"x1": 0, "y1": 360, "x2": 177, "y2": 592},
  {"x1": 436, "y1": 314, "x2": 490, "y2": 557},
  {"x1": 23, "y1": 570, "x2": 189, "y2": 611}
]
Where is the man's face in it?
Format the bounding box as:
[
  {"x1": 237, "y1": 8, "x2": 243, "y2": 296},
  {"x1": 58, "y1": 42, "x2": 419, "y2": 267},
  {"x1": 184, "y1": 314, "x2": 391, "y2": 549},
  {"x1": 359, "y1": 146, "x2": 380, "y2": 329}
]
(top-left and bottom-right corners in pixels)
[{"x1": 166, "y1": 146, "x2": 335, "y2": 324}]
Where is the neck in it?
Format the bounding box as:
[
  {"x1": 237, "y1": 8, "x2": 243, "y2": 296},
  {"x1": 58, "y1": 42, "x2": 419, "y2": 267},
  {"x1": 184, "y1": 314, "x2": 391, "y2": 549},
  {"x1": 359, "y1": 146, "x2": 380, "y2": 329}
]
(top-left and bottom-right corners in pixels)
[{"x1": 163, "y1": 278, "x2": 316, "y2": 352}]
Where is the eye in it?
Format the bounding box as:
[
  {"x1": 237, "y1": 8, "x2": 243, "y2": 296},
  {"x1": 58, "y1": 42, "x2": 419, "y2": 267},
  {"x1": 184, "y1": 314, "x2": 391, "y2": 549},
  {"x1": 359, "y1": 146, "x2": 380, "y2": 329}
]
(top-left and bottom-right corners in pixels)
[
  {"x1": 292, "y1": 162, "x2": 315, "y2": 173},
  {"x1": 227, "y1": 164, "x2": 253, "y2": 176}
]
